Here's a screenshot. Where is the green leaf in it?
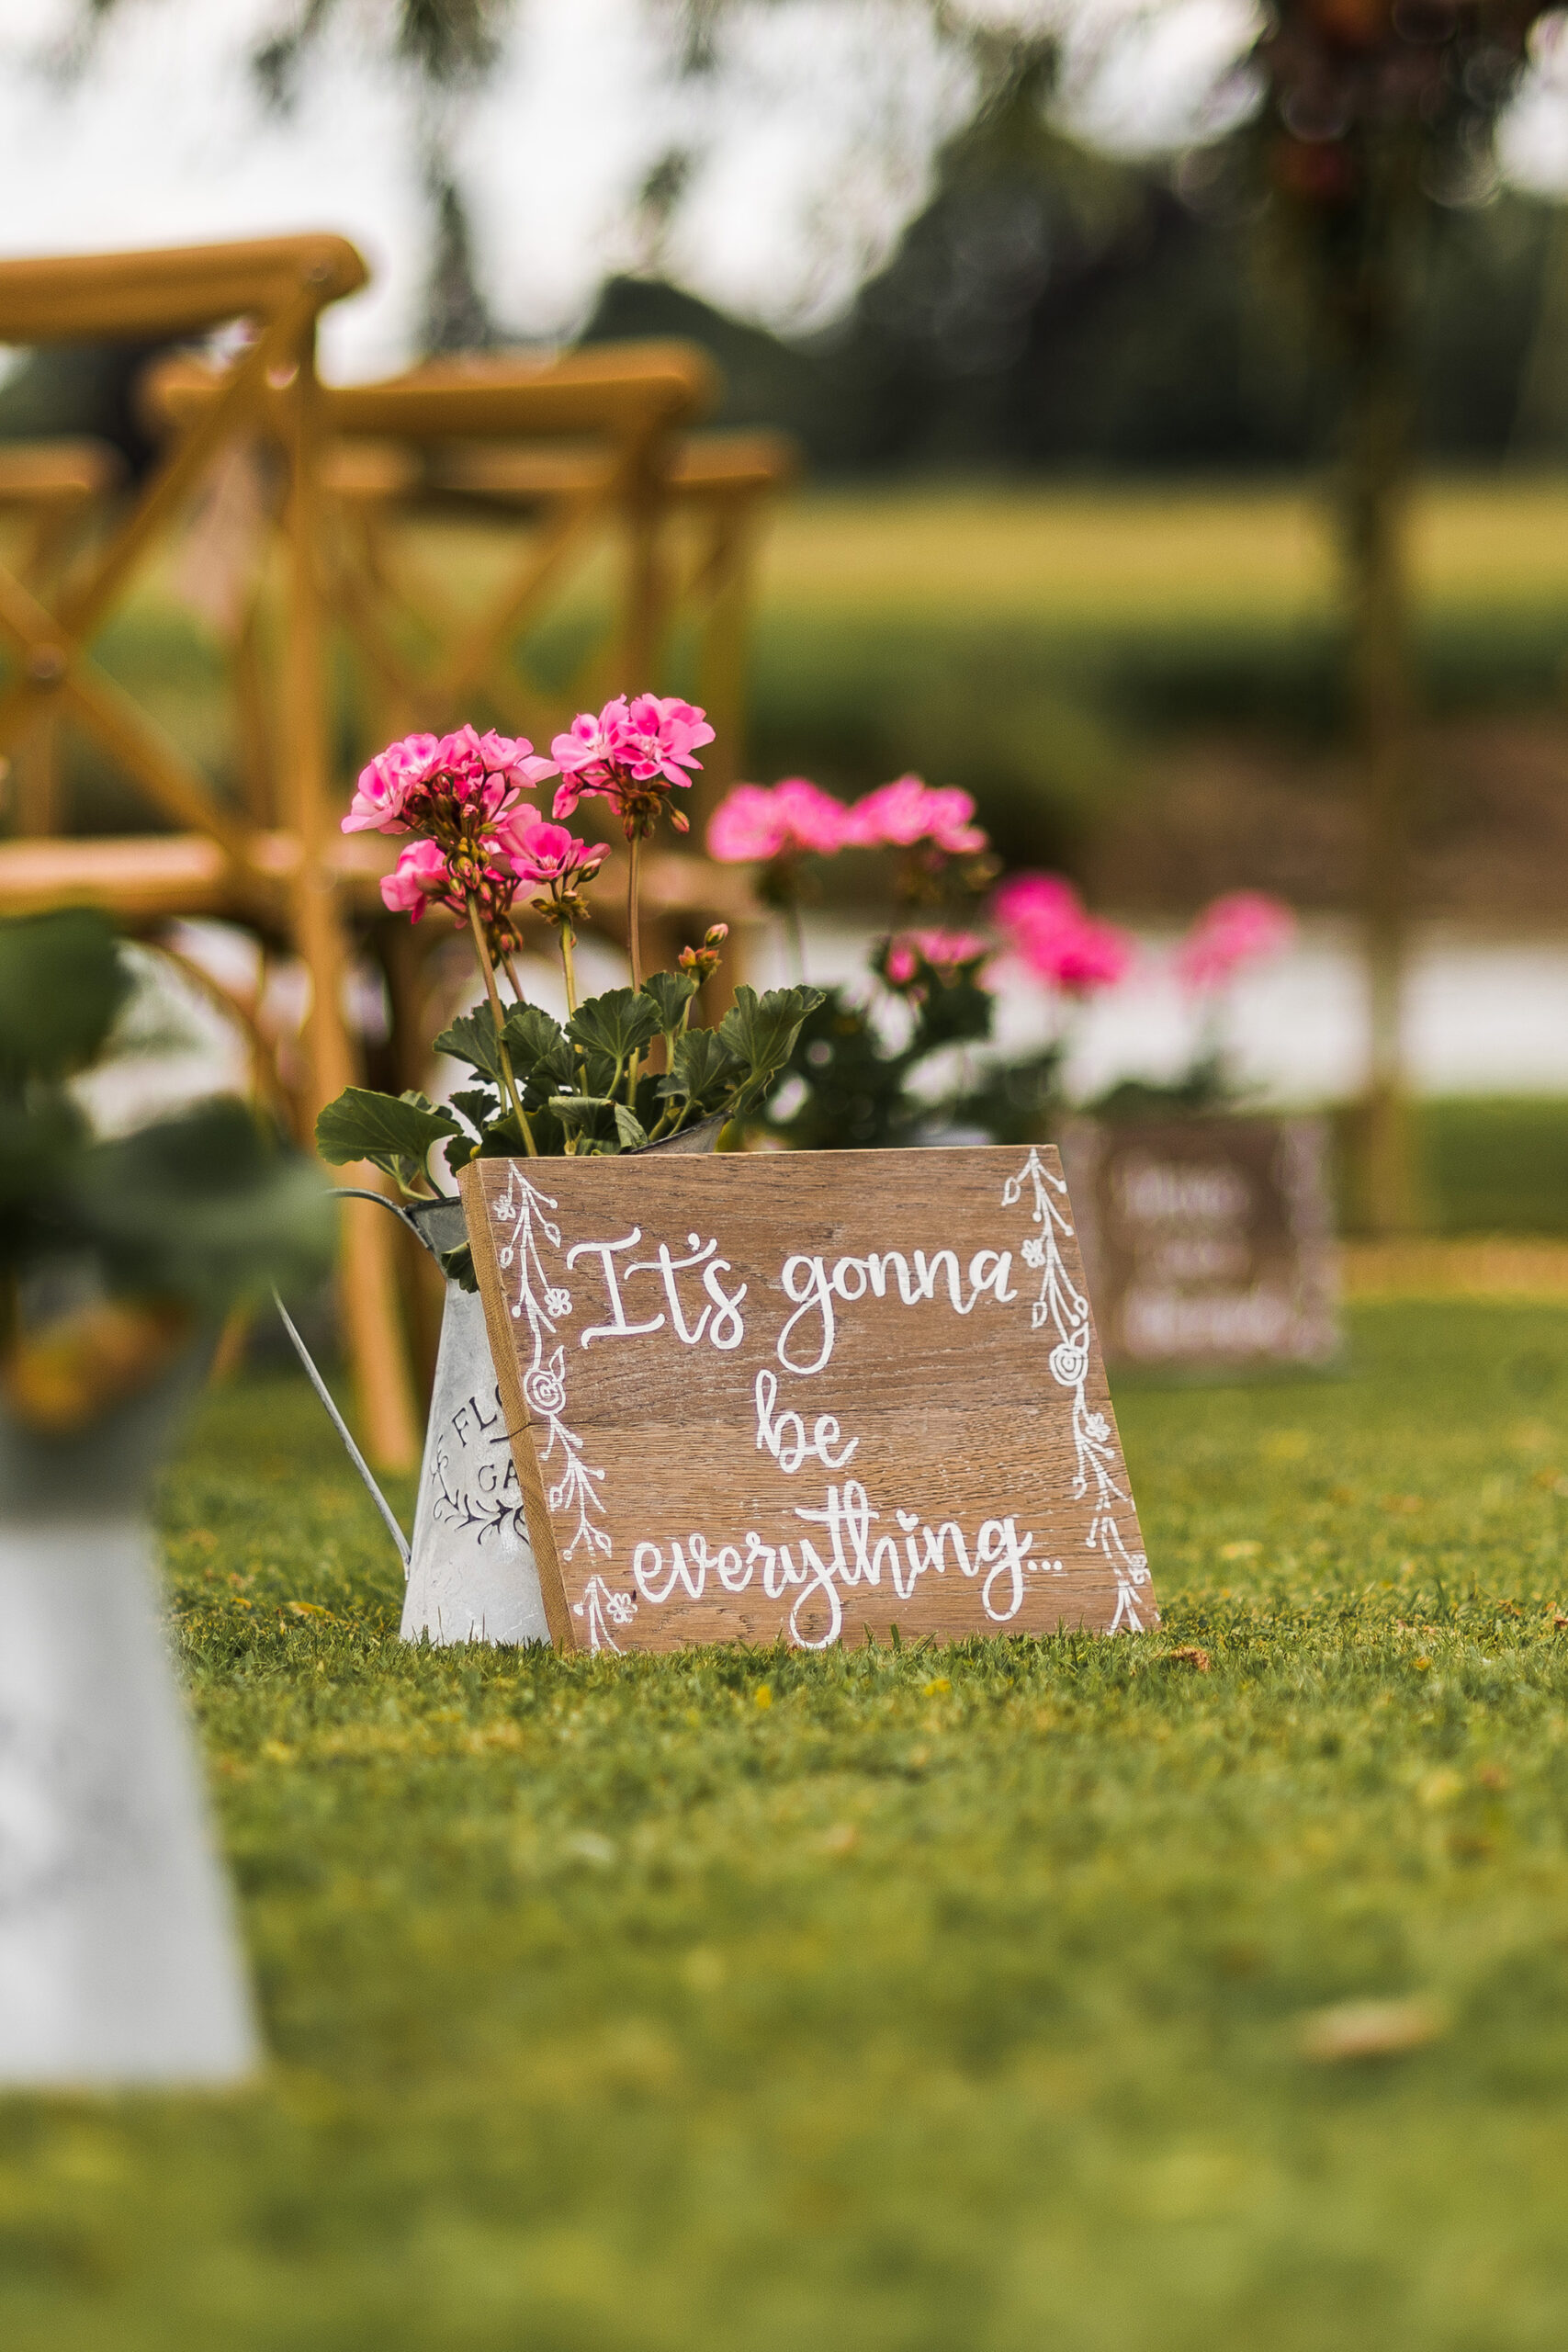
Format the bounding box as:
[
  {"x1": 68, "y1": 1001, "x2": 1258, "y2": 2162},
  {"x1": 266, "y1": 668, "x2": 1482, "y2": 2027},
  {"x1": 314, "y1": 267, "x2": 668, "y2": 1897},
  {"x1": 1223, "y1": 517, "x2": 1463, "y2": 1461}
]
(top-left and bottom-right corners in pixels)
[
  {"x1": 440, "y1": 1240, "x2": 479, "y2": 1295},
  {"x1": 502, "y1": 1003, "x2": 576, "y2": 1091},
  {"x1": 659, "y1": 1026, "x2": 740, "y2": 1112},
  {"x1": 315, "y1": 1088, "x2": 459, "y2": 1187},
  {"x1": 567, "y1": 988, "x2": 660, "y2": 1070},
  {"x1": 717, "y1": 985, "x2": 826, "y2": 1112},
  {"x1": 0, "y1": 909, "x2": 133, "y2": 1088},
  {"x1": 641, "y1": 970, "x2": 698, "y2": 1035},
  {"x1": 449, "y1": 1087, "x2": 499, "y2": 1135},
  {"x1": 547, "y1": 1095, "x2": 649, "y2": 1154},
  {"x1": 433, "y1": 1003, "x2": 502, "y2": 1084},
  {"x1": 73, "y1": 1100, "x2": 336, "y2": 1309}
]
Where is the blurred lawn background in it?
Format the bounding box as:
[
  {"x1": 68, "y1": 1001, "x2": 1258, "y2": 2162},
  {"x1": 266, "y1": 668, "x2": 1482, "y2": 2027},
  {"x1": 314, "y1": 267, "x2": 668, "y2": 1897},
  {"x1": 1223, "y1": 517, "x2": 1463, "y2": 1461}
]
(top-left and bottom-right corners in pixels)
[{"x1": 44, "y1": 473, "x2": 1568, "y2": 866}]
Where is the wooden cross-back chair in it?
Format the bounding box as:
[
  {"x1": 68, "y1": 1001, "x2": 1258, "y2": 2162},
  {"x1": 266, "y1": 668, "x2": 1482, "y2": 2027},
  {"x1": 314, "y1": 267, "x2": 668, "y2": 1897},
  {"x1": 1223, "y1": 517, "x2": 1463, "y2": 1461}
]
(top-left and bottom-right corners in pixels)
[
  {"x1": 144, "y1": 337, "x2": 796, "y2": 1001},
  {"x1": 147, "y1": 342, "x2": 723, "y2": 776},
  {"x1": 0, "y1": 235, "x2": 421, "y2": 1469},
  {"x1": 0, "y1": 437, "x2": 125, "y2": 834},
  {"x1": 146, "y1": 344, "x2": 797, "y2": 788}
]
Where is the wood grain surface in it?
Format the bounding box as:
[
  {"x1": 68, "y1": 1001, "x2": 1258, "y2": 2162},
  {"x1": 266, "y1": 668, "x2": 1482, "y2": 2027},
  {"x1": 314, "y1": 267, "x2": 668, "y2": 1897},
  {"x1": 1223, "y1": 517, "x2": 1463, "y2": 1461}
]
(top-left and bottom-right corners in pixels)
[{"x1": 459, "y1": 1145, "x2": 1154, "y2": 1655}]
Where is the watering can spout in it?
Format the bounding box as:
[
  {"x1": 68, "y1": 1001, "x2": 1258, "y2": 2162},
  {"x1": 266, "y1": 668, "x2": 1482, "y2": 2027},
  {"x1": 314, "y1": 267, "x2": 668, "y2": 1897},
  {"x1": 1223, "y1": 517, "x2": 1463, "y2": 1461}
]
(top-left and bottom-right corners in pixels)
[{"x1": 271, "y1": 1284, "x2": 411, "y2": 1569}]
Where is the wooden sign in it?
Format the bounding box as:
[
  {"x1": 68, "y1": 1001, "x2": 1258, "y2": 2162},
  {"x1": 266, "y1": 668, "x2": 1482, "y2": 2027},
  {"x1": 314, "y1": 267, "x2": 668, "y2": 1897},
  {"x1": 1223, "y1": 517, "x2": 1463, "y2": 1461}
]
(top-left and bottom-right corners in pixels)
[
  {"x1": 1059, "y1": 1116, "x2": 1339, "y2": 1374},
  {"x1": 459, "y1": 1146, "x2": 1153, "y2": 1654}
]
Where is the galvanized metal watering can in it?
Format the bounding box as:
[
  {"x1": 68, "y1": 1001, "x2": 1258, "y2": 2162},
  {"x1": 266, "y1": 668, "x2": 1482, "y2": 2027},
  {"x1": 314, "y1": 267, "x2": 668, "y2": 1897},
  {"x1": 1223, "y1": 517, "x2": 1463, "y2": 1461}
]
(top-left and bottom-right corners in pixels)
[{"x1": 279, "y1": 1119, "x2": 723, "y2": 1649}]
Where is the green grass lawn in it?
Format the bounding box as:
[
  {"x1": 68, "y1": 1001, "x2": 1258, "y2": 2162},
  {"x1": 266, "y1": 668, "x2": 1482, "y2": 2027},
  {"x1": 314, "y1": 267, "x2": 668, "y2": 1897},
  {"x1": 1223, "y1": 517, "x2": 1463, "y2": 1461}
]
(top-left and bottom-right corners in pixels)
[{"x1": 9, "y1": 1302, "x2": 1568, "y2": 2348}]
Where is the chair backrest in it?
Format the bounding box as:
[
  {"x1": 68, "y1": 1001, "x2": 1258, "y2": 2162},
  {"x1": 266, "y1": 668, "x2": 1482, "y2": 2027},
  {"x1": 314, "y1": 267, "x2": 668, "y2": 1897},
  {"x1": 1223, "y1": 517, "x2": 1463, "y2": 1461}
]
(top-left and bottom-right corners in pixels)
[
  {"x1": 0, "y1": 233, "x2": 365, "y2": 344},
  {"x1": 143, "y1": 338, "x2": 717, "y2": 447}
]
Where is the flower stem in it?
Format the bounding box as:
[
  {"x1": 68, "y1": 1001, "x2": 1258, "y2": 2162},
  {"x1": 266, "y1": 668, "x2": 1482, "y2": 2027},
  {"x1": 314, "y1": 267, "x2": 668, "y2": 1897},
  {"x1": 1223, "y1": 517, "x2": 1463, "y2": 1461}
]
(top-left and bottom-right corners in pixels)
[
  {"x1": 626, "y1": 831, "x2": 644, "y2": 992},
  {"x1": 783, "y1": 894, "x2": 807, "y2": 986},
  {"x1": 468, "y1": 898, "x2": 537, "y2": 1159},
  {"x1": 500, "y1": 948, "x2": 528, "y2": 1005},
  {"x1": 559, "y1": 922, "x2": 580, "y2": 1017}
]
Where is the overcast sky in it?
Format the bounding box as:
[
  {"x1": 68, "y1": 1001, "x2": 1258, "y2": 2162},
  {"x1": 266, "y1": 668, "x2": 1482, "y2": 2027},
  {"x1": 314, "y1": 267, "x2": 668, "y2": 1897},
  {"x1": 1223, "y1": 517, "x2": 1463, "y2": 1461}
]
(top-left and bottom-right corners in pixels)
[{"x1": 0, "y1": 0, "x2": 1562, "y2": 380}]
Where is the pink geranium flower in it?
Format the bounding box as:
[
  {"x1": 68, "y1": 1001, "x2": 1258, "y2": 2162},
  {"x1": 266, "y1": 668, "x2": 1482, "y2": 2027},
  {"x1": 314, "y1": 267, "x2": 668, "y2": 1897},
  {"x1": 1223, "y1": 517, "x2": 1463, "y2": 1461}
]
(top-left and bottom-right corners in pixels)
[
  {"x1": 1043, "y1": 916, "x2": 1133, "y2": 996},
  {"x1": 343, "y1": 725, "x2": 556, "y2": 837},
  {"x1": 496, "y1": 815, "x2": 607, "y2": 888},
  {"x1": 474, "y1": 729, "x2": 559, "y2": 793},
  {"x1": 707, "y1": 784, "x2": 787, "y2": 863},
  {"x1": 1176, "y1": 891, "x2": 1296, "y2": 991},
  {"x1": 884, "y1": 929, "x2": 992, "y2": 987},
  {"x1": 707, "y1": 776, "x2": 851, "y2": 864},
  {"x1": 380, "y1": 838, "x2": 457, "y2": 921},
  {"x1": 846, "y1": 775, "x2": 988, "y2": 855},
  {"x1": 433, "y1": 724, "x2": 487, "y2": 795},
  {"x1": 618, "y1": 694, "x2": 715, "y2": 786},
  {"x1": 772, "y1": 776, "x2": 850, "y2": 854},
  {"x1": 919, "y1": 786, "x2": 989, "y2": 856},
  {"x1": 992, "y1": 873, "x2": 1079, "y2": 936},
  {"x1": 992, "y1": 870, "x2": 1132, "y2": 998},
  {"x1": 342, "y1": 732, "x2": 442, "y2": 833},
  {"x1": 550, "y1": 693, "x2": 713, "y2": 834},
  {"x1": 551, "y1": 697, "x2": 628, "y2": 800}
]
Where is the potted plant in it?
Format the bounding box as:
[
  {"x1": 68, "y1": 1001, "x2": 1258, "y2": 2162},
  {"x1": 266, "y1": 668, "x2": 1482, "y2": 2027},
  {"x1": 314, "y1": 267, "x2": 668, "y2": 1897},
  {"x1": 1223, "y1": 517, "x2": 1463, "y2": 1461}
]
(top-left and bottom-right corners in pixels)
[
  {"x1": 311, "y1": 697, "x2": 822, "y2": 1647},
  {"x1": 703, "y1": 776, "x2": 1132, "y2": 1151},
  {"x1": 0, "y1": 905, "x2": 334, "y2": 2085}
]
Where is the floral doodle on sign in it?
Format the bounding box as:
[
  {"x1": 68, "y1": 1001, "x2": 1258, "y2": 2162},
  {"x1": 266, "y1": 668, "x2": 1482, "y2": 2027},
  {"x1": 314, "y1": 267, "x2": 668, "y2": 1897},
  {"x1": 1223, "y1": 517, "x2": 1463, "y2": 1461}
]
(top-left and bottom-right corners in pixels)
[
  {"x1": 491, "y1": 1168, "x2": 635, "y2": 1648},
  {"x1": 1003, "y1": 1147, "x2": 1154, "y2": 1631},
  {"x1": 576, "y1": 1576, "x2": 638, "y2": 1653}
]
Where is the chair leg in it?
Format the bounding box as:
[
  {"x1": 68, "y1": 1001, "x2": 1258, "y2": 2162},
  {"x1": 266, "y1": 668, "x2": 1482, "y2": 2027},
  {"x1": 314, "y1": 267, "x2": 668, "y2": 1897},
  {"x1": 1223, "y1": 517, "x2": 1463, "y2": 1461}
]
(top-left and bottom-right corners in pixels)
[
  {"x1": 281, "y1": 344, "x2": 420, "y2": 1474},
  {"x1": 296, "y1": 872, "x2": 422, "y2": 1469}
]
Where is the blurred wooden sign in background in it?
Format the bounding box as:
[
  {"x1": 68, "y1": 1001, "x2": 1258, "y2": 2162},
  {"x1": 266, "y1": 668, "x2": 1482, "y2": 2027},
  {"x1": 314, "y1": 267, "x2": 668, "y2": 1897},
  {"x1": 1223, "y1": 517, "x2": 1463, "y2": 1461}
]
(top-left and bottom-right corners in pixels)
[
  {"x1": 1060, "y1": 1117, "x2": 1339, "y2": 1376},
  {"x1": 461, "y1": 1146, "x2": 1153, "y2": 1654}
]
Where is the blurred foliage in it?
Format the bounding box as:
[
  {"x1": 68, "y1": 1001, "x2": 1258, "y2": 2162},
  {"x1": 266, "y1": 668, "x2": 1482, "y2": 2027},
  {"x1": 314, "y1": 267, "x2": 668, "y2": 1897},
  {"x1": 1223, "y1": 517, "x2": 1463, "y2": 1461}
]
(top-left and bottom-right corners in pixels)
[
  {"x1": 0, "y1": 910, "x2": 334, "y2": 1317},
  {"x1": 586, "y1": 179, "x2": 1565, "y2": 474},
  {"x1": 0, "y1": 904, "x2": 131, "y2": 1085},
  {"x1": 743, "y1": 599, "x2": 1568, "y2": 878},
  {"x1": 744, "y1": 617, "x2": 1132, "y2": 876},
  {"x1": 761, "y1": 944, "x2": 998, "y2": 1151}
]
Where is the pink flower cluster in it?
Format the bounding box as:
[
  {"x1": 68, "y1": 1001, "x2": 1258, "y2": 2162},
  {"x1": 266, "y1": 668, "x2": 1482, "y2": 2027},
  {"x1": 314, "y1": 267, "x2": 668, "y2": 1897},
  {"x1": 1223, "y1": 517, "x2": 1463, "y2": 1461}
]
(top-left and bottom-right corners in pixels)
[
  {"x1": 884, "y1": 930, "x2": 991, "y2": 988},
  {"x1": 707, "y1": 777, "x2": 851, "y2": 862},
  {"x1": 1176, "y1": 891, "x2": 1296, "y2": 992},
  {"x1": 845, "y1": 775, "x2": 987, "y2": 856},
  {"x1": 992, "y1": 874, "x2": 1133, "y2": 998},
  {"x1": 344, "y1": 725, "x2": 557, "y2": 839},
  {"x1": 343, "y1": 719, "x2": 618, "y2": 940},
  {"x1": 706, "y1": 772, "x2": 988, "y2": 865},
  {"x1": 341, "y1": 724, "x2": 567, "y2": 928},
  {"x1": 551, "y1": 694, "x2": 714, "y2": 834}
]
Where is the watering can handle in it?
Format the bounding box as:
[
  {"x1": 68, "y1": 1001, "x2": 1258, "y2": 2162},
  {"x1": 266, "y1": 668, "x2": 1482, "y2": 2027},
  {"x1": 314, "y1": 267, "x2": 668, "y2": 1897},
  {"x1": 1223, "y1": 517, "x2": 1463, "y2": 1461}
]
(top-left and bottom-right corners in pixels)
[{"x1": 269, "y1": 1183, "x2": 422, "y2": 1572}]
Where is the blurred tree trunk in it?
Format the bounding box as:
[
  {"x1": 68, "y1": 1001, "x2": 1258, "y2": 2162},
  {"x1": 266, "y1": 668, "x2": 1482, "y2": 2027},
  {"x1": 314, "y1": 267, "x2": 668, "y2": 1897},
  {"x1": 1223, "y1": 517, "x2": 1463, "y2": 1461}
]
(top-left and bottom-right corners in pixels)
[{"x1": 1331, "y1": 132, "x2": 1422, "y2": 1236}]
